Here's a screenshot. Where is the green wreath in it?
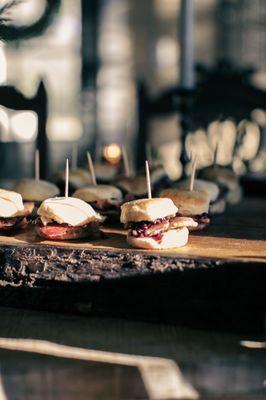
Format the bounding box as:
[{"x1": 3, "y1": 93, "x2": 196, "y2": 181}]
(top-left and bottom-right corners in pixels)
[{"x1": 0, "y1": 0, "x2": 61, "y2": 41}]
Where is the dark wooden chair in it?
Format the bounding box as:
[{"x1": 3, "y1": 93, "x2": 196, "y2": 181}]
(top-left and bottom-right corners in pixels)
[
  {"x1": 0, "y1": 81, "x2": 48, "y2": 179},
  {"x1": 136, "y1": 61, "x2": 266, "y2": 168}
]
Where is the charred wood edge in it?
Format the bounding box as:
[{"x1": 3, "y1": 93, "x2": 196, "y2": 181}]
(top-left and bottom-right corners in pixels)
[{"x1": 0, "y1": 243, "x2": 263, "y2": 288}]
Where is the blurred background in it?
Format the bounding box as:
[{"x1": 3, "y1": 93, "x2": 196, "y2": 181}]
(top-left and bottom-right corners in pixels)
[{"x1": 0, "y1": 0, "x2": 265, "y2": 184}]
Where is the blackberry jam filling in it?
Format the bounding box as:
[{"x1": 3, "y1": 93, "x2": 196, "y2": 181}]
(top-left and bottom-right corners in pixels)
[
  {"x1": 126, "y1": 215, "x2": 173, "y2": 236},
  {"x1": 127, "y1": 213, "x2": 208, "y2": 237}
]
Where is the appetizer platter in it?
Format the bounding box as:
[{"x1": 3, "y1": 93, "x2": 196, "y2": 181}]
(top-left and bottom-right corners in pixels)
[{"x1": 0, "y1": 149, "x2": 265, "y2": 332}]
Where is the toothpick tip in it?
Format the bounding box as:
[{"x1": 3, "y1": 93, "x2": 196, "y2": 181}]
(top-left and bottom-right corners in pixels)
[{"x1": 145, "y1": 160, "x2": 152, "y2": 199}]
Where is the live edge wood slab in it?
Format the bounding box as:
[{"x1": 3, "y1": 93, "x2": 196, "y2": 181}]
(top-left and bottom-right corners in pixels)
[{"x1": 0, "y1": 198, "x2": 265, "y2": 332}]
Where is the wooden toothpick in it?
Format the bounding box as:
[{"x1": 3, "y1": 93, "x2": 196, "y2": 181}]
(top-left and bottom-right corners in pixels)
[
  {"x1": 87, "y1": 151, "x2": 97, "y2": 186},
  {"x1": 121, "y1": 145, "x2": 131, "y2": 178},
  {"x1": 213, "y1": 139, "x2": 219, "y2": 166},
  {"x1": 65, "y1": 159, "x2": 69, "y2": 198},
  {"x1": 145, "y1": 142, "x2": 152, "y2": 166},
  {"x1": 71, "y1": 143, "x2": 78, "y2": 171},
  {"x1": 213, "y1": 118, "x2": 223, "y2": 166},
  {"x1": 189, "y1": 154, "x2": 197, "y2": 192},
  {"x1": 35, "y1": 149, "x2": 40, "y2": 181},
  {"x1": 145, "y1": 160, "x2": 152, "y2": 199}
]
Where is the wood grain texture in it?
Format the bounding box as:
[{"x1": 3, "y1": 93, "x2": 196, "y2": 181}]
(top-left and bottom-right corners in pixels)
[{"x1": 0, "y1": 307, "x2": 265, "y2": 399}]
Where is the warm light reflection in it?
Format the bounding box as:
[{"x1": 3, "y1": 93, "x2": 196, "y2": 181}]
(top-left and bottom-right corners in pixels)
[
  {"x1": 240, "y1": 340, "x2": 266, "y2": 349},
  {"x1": 99, "y1": 30, "x2": 132, "y2": 62},
  {"x1": 0, "y1": 107, "x2": 9, "y2": 141},
  {"x1": 186, "y1": 129, "x2": 213, "y2": 170},
  {"x1": 0, "y1": 0, "x2": 46, "y2": 26},
  {"x1": 10, "y1": 111, "x2": 37, "y2": 142},
  {"x1": 251, "y1": 109, "x2": 266, "y2": 126},
  {"x1": 54, "y1": 16, "x2": 81, "y2": 44},
  {"x1": 103, "y1": 143, "x2": 121, "y2": 165},
  {"x1": 158, "y1": 141, "x2": 182, "y2": 180},
  {"x1": 207, "y1": 120, "x2": 220, "y2": 142},
  {"x1": 238, "y1": 121, "x2": 260, "y2": 161},
  {"x1": 97, "y1": 0, "x2": 134, "y2": 146},
  {"x1": 232, "y1": 157, "x2": 247, "y2": 175},
  {"x1": 0, "y1": 45, "x2": 7, "y2": 84},
  {"x1": 154, "y1": 0, "x2": 179, "y2": 19},
  {"x1": 97, "y1": 83, "x2": 134, "y2": 137},
  {"x1": 220, "y1": 120, "x2": 237, "y2": 165},
  {"x1": 250, "y1": 151, "x2": 266, "y2": 172},
  {"x1": 207, "y1": 119, "x2": 237, "y2": 165},
  {"x1": 156, "y1": 37, "x2": 178, "y2": 68},
  {"x1": 4, "y1": 0, "x2": 82, "y2": 142},
  {"x1": 47, "y1": 116, "x2": 82, "y2": 141}
]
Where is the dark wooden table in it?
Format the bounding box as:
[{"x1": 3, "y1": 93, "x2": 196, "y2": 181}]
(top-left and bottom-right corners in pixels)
[
  {"x1": 0, "y1": 198, "x2": 265, "y2": 399},
  {"x1": 0, "y1": 198, "x2": 265, "y2": 332},
  {"x1": 0, "y1": 306, "x2": 265, "y2": 400}
]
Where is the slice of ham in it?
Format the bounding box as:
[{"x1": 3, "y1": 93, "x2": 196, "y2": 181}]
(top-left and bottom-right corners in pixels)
[
  {"x1": 36, "y1": 220, "x2": 101, "y2": 240},
  {"x1": 188, "y1": 214, "x2": 210, "y2": 231},
  {"x1": 189, "y1": 221, "x2": 209, "y2": 231},
  {"x1": 0, "y1": 202, "x2": 34, "y2": 232},
  {"x1": 169, "y1": 216, "x2": 198, "y2": 229},
  {"x1": 0, "y1": 216, "x2": 26, "y2": 231}
]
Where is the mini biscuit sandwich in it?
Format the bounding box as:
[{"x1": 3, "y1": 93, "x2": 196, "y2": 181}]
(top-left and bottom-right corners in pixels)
[
  {"x1": 36, "y1": 197, "x2": 103, "y2": 240},
  {"x1": 73, "y1": 184, "x2": 123, "y2": 222},
  {"x1": 0, "y1": 189, "x2": 34, "y2": 231},
  {"x1": 14, "y1": 178, "x2": 59, "y2": 206},
  {"x1": 94, "y1": 163, "x2": 118, "y2": 184},
  {"x1": 199, "y1": 166, "x2": 242, "y2": 205},
  {"x1": 115, "y1": 146, "x2": 150, "y2": 201},
  {"x1": 160, "y1": 189, "x2": 211, "y2": 231},
  {"x1": 54, "y1": 144, "x2": 93, "y2": 193},
  {"x1": 116, "y1": 175, "x2": 147, "y2": 201},
  {"x1": 137, "y1": 162, "x2": 172, "y2": 196},
  {"x1": 54, "y1": 168, "x2": 93, "y2": 193},
  {"x1": 173, "y1": 178, "x2": 226, "y2": 215},
  {"x1": 116, "y1": 167, "x2": 172, "y2": 201},
  {"x1": 120, "y1": 197, "x2": 189, "y2": 250},
  {"x1": 13, "y1": 150, "x2": 58, "y2": 211}
]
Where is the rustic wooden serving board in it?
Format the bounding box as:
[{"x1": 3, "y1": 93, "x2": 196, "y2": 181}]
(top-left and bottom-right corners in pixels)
[
  {"x1": 0, "y1": 198, "x2": 265, "y2": 332},
  {"x1": 0, "y1": 198, "x2": 265, "y2": 263}
]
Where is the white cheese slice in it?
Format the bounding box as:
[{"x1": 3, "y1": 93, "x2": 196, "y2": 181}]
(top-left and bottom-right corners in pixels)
[
  {"x1": 37, "y1": 197, "x2": 102, "y2": 226},
  {"x1": 0, "y1": 189, "x2": 25, "y2": 217}
]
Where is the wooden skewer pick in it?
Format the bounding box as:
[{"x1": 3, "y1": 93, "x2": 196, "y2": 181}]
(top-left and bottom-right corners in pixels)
[
  {"x1": 213, "y1": 139, "x2": 219, "y2": 166},
  {"x1": 213, "y1": 118, "x2": 223, "y2": 166},
  {"x1": 145, "y1": 142, "x2": 152, "y2": 166},
  {"x1": 145, "y1": 160, "x2": 152, "y2": 199},
  {"x1": 35, "y1": 149, "x2": 40, "y2": 181},
  {"x1": 87, "y1": 151, "x2": 97, "y2": 186},
  {"x1": 65, "y1": 159, "x2": 69, "y2": 198},
  {"x1": 71, "y1": 143, "x2": 78, "y2": 171},
  {"x1": 121, "y1": 145, "x2": 131, "y2": 178},
  {"x1": 97, "y1": 144, "x2": 104, "y2": 162},
  {"x1": 189, "y1": 155, "x2": 197, "y2": 192},
  {"x1": 189, "y1": 148, "x2": 194, "y2": 164}
]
